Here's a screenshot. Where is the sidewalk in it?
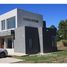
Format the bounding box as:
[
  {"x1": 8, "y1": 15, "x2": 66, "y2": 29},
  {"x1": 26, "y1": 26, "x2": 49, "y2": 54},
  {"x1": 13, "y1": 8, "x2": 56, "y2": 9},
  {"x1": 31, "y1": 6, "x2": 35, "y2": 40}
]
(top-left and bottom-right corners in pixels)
[{"x1": 0, "y1": 57, "x2": 23, "y2": 63}]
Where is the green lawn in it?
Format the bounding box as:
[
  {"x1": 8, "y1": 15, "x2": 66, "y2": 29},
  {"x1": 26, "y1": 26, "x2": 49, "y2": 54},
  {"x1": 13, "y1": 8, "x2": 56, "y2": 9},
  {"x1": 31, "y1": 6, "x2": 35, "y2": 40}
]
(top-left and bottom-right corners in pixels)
[{"x1": 13, "y1": 50, "x2": 67, "y2": 63}]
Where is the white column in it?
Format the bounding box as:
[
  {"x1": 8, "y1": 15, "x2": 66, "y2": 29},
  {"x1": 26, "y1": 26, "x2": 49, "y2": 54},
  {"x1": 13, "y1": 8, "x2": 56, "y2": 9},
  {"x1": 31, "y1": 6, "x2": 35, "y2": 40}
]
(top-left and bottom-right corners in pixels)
[
  {"x1": 38, "y1": 27, "x2": 43, "y2": 54},
  {"x1": 12, "y1": 39, "x2": 14, "y2": 48},
  {"x1": 12, "y1": 36, "x2": 14, "y2": 48}
]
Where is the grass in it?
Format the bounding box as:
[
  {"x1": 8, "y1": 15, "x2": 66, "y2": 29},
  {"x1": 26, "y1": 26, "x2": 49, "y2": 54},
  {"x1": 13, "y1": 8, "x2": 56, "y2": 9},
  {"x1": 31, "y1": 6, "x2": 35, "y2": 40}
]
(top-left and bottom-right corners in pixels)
[{"x1": 13, "y1": 50, "x2": 67, "y2": 63}]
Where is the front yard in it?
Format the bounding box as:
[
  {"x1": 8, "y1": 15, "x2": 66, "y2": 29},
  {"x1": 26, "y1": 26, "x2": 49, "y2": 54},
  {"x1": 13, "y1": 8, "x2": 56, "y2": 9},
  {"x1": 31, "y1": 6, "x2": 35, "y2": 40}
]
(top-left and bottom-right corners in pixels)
[
  {"x1": 12, "y1": 40, "x2": 67, "y2": 63},
  {"x1": 13, "y1": 50, "x2": 67, "y2": 63}
]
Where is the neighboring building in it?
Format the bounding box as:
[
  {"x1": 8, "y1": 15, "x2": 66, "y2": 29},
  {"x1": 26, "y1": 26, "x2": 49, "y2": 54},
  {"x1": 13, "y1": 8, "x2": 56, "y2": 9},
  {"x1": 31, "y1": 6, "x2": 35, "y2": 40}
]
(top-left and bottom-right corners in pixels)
[
  {"x1": 0, "y1": 8, "x2": 57, "y2": 55},
  {"x1": 43, "y1": 28, "x2": 57, "y2": 53}
]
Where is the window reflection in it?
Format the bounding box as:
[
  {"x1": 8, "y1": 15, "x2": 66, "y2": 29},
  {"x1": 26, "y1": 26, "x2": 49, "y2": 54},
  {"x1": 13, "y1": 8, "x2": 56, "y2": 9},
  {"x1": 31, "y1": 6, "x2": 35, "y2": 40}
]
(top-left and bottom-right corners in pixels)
[
  {"x1": 7, "y1": 16, "x2": 16, "y2": 29},
  {"x1": 1, "y1": 20, "x2": 5, "y2": 30}
]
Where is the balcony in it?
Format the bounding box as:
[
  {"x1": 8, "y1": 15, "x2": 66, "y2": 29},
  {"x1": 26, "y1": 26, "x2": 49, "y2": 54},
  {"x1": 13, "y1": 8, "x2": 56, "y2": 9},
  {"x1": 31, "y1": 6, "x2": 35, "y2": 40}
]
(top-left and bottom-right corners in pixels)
[{"x1": 0, "y1": 30, "x2": 15, "y2": 37}]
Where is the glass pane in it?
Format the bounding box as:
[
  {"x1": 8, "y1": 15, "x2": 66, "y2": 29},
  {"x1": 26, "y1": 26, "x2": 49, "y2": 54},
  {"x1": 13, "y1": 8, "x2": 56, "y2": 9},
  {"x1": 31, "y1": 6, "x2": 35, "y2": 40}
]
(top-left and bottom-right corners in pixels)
[
  {"x1": 7, "y1": 16, "x2": 16, "y2": 29},
  {"x1": 7, "y1": 38, "x2": 12, "y2": 48},
  {"x1": 1, "y1": 20, "x2": 5, "y2": 30}
]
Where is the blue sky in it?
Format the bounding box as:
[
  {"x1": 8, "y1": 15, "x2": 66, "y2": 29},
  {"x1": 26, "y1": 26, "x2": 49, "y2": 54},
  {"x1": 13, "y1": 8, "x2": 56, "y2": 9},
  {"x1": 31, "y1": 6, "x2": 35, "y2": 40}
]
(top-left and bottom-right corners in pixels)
[{"x1": 0, "y1": 4, "x2": 67, "y2": 28}]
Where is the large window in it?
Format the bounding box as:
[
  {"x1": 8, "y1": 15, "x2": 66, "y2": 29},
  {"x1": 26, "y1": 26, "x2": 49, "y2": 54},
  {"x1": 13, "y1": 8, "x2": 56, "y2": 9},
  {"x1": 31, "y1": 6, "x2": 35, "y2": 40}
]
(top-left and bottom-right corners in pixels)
[
  {"x1": 1, "y1": 20, "x2": 5, "y2": 30},
  {"x1": 7, "y1": 16, "x2": 16, "y2": 29}
]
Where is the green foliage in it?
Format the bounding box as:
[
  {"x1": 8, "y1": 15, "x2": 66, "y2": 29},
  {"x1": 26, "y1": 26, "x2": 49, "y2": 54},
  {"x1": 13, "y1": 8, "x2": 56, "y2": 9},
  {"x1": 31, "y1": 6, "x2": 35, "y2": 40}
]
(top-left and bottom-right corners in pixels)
[
  {"x1": 57, "y1": 29, "x2": 64, "y2": 41},
  {"x1": 57, "y1": 19, "x2": 67, "y2": 41},
  {"x1": 50, "y1": 25, "x2": 57, "y2": 29},
  {"x1": 15, "y1": 50, "x2": 67, "y2": 63}
]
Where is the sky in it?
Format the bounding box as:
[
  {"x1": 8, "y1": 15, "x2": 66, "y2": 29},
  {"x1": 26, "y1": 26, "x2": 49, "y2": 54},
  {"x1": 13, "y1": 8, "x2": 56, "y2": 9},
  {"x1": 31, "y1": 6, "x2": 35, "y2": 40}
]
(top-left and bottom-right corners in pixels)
[{"x1": 0, "y1": 4, "x2": 67, "y2": 28}]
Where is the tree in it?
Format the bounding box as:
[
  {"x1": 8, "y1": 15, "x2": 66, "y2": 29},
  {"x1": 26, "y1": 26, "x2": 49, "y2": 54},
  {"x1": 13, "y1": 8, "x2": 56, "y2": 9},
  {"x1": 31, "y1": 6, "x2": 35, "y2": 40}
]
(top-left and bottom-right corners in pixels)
[
  {"x1": 50, "y1": 25, "x2": 57, "y2": 30},
  {"x1": 58, "y1": 19, "x2": 67, "y2": 40}
]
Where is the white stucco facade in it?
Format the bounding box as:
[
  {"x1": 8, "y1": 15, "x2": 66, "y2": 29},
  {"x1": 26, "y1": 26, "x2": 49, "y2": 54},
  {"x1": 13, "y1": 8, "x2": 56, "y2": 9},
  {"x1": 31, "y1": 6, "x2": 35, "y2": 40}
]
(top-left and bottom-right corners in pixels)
[
  {"x1": 0, "y1": 8, "x2": 43, "y2": 32},
  {"x1": 0, "y1": 8, "x2": 43, "y2": 55}
]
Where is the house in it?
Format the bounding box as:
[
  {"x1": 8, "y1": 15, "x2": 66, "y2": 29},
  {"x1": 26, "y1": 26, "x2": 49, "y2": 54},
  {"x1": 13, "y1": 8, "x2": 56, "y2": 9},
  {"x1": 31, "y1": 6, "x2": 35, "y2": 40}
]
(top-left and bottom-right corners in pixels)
[{"x1": 0, "y1": 8, "x2": 57, "y2": 55}]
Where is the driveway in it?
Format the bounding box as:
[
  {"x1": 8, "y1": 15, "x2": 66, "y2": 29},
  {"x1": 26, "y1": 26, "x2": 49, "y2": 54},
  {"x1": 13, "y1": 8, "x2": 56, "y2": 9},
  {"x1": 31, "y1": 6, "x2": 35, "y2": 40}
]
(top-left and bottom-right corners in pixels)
[{"x1": 0, "y1": 57, "x2": 23, "y2": 63}]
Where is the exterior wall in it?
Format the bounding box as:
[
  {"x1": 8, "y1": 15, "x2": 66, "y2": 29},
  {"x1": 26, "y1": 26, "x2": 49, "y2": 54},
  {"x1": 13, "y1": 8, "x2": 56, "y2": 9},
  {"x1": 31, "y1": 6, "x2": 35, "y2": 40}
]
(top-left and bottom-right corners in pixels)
[
  {"x1": 0, "y1": 8, "x2": 43, "y2": 32},
  {"x1": 16, "y1": 9, "x2": 43, "y2": 54},
  {"x1": 14, "y1": 26, "x2": 26, "y2": 54},
  {"x1": 17, "y1": 9, "x2": 43, "y2": 28},
  {"x1": 0, "y1": 8, "x2": 17, "y2": 32},
  {"x1": 4, "y1": 38, "x2": 7, "y2": 48},
  {"x1": 0, "y1": 8, "x2": 44, "y2": 55}
]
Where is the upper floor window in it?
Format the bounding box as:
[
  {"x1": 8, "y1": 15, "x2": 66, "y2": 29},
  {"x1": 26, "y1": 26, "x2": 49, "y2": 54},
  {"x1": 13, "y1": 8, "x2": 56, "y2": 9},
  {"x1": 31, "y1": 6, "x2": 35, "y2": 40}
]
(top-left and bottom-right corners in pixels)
[
  {"x1": 7, "y1": 16, "x2": 16, "y2": 29},
  {"x1": 1, "y1": 20, "x2": 5, "y2": 30},
  {"x1": 23, "y1": 18, "x2": 38, "y2": 23}
]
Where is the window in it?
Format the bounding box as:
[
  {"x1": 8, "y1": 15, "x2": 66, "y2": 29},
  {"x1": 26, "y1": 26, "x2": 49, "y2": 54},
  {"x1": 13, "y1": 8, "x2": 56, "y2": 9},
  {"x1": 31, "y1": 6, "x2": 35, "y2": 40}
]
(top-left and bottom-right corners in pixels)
[
  {"x1": 7, "y1": 38, "x2": 12, "y2": 48},
  {"x1": 23, "y1": 18, "x2": 38, "y2": 23},
  {"x1": 7, "y1": 16, "x2": 16, "y2": 29},
  {"x1": 1, "y1": 20, "x2": 5, "y2": 30}
]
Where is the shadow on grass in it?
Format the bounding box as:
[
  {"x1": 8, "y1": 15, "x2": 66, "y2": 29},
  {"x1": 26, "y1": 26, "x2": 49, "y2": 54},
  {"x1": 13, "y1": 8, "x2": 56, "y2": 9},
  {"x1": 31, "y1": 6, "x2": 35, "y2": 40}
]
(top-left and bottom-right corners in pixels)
[{"x1": 7, "y1": 55, "x2": 13, "y2": 57}]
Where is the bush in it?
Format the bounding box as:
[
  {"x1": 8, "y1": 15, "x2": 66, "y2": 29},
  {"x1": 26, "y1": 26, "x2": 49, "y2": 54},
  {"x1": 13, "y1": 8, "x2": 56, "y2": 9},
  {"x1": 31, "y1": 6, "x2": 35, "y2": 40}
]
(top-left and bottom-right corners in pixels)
[{"x1": 62, "y1": 40, "x2": 67, "y2": 46}]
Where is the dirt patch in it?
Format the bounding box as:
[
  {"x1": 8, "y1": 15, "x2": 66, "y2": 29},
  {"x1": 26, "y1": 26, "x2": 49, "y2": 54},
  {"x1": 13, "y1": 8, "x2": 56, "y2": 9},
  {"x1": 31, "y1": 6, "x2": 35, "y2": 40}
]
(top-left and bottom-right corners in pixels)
[{"x1": 57, "y1": 40, "x2": 67, "y2": 50}]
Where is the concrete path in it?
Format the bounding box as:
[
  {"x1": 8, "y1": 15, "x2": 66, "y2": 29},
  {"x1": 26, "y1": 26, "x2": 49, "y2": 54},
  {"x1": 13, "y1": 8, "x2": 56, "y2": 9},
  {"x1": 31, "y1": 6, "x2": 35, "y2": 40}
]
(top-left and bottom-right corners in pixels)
[{"x1": 0, "y1": 57, "x2": 23, "y2": 63}]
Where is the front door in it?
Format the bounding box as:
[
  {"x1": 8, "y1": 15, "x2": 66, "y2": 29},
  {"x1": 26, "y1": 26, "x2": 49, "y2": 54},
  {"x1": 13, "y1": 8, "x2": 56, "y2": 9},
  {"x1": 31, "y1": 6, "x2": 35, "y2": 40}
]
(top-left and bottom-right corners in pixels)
[
  {"x1": 0, "y1": 38, "x2": 4, "y2": 48},
  {"x1": 25, "y1": 27, "x2": 40, "y2": 54},
  {"x1": 7, "y1": 38, "x2": 12, "y2": 48}
]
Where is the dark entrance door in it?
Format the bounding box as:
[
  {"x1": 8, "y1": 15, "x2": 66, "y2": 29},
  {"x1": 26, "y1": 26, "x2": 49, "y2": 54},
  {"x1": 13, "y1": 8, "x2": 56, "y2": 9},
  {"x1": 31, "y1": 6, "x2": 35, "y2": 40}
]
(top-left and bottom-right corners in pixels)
[
  {"x1": 0, "y1": 38, "x2": 4, "y2": 48},
  {"x1": 25, "y1": 27, "x2": 40, "y2": 54}
]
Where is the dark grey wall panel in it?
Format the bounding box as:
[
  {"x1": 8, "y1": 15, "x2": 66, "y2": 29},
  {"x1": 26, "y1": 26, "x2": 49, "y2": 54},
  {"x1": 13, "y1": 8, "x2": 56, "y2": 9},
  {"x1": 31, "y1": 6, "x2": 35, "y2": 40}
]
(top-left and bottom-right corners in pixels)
[
  {"x1": 25, "y1": 26, "x2": 40, "y2": 54},
  {"x1": 43, "y1": 28, "x2": 57, "y2": 52}
]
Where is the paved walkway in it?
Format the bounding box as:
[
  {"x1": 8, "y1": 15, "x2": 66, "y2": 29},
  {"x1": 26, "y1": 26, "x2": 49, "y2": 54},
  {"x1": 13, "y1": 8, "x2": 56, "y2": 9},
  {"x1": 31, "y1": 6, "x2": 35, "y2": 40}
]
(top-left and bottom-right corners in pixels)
[{"x1": 0, "y1": 57, "x2": 23, "y2": 63}]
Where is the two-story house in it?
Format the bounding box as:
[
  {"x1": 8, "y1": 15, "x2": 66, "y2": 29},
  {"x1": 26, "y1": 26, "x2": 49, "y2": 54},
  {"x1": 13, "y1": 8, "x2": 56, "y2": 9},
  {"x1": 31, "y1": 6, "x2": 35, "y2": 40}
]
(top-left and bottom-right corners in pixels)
[
  {"x1": 0, "y1": 8, "x2": 43, "y2": 55},
  {"x1": 0, "y1": 8, "x2": 57, "y2": 56}
]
